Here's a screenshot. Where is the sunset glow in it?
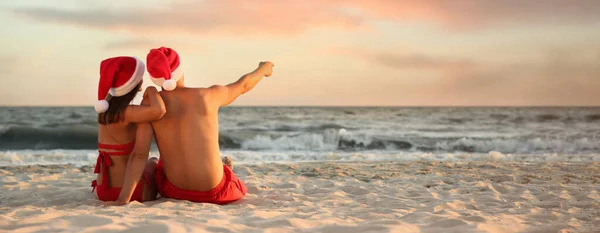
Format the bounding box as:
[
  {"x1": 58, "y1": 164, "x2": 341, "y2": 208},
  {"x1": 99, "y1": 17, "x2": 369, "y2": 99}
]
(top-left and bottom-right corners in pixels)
[{"x1": 1, "y1": 0, "x2": 600, "y2": 106}]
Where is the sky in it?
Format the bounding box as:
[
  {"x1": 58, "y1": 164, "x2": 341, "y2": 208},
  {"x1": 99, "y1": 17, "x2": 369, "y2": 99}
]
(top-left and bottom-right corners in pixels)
[{"x1": 1, "y1": 0, "x2": 600, "y2": 106}]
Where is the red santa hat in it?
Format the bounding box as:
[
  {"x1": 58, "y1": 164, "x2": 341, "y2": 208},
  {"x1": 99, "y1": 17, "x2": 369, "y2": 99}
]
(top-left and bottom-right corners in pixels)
[
  {"x1": 94, "y1": 56, "x2": 145, "y2": 113},
  {"x1": 146, "y1": 47, "x2": 183, "y2": 91}
]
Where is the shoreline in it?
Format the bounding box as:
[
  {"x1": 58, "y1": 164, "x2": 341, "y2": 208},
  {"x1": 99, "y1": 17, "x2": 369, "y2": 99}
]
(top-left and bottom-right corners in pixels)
[
  {"x1": 2, "y1": 151, "x2": 599, "y2": 168},
  {"x1": 2, "y1": 161, "x2": 599, "y2": 232},
  {"x1": 2, "y1": 158, "x2": 599, "y2": 170}
]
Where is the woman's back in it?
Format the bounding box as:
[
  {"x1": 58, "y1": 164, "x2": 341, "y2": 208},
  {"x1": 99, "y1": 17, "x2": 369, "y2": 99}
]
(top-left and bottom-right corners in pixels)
[{"x1": 96, "y1": 121, "x2": 136, "y2": 187}]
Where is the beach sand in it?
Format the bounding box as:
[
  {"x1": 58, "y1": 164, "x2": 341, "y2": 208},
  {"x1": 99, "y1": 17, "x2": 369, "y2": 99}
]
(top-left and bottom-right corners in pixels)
[{"x1": 1, "y1": 161, "x2": 599, "y2": 233}]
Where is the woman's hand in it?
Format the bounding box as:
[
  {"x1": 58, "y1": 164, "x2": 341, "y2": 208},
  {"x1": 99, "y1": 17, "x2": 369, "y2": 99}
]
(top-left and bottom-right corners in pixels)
[
  {"x1": 143, "y1": 86, "x2": 158, "y2": 98},
  {"x1": 124, "y1": 86, "x2": 166, "y2": 123}
]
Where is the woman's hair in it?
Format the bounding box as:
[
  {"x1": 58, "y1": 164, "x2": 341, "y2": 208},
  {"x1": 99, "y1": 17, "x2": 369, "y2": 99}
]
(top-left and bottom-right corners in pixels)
[{"x1": 97, "y1": 82, "x2": 142, "y2": 125}]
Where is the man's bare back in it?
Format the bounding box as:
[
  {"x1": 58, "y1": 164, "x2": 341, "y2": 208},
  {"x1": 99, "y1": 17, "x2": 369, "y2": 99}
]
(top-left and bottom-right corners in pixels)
[
  {"x1": 151, "y1": 62, "x2": 274, "y2": 192},
  {"x1": 151, "y1": 87, "x2": 225, "y2": 191},
  {"x1": 112, "y1": 46, "x2": 274, "y2": 205}
]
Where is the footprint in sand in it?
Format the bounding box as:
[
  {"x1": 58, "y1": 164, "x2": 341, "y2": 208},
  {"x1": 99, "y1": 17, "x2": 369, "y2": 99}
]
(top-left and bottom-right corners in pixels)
[
  {"x1": 490, "y1": 183, "x2": 509, "y2": 194},
  {"x1": 460, "y1": 215, "x2": 487, "y2": 223},
  {"x1": 11, "y1": 209, "x2": 44, "y2": 218},
  {"x1": 274, "y1": 183, "x2": 299, "y2": 189},
  {"x1": 206, "y1": 226, "x2": 236, "y2": 233},
  {"x1": 426, "y1": 219, "x2": 468, "y2": 228},
  {"x1": 317, "y1": 224, "x2": 391, "y2": 233},
  {"x1": 121, "y1": 223, "x2": 173, "y2": 233},
  {"x1": 246, "y1": 185, "x2": 270, "y2": 194},
  {"x1": 340, "y1": 185, "x2": 370, "y2": 195}
]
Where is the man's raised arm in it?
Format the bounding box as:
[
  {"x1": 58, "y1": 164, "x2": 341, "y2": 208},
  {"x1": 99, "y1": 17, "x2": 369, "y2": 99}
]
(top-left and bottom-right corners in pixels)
[{"x1": 208, "y1": 61, "x2": 274, "y2": 107}]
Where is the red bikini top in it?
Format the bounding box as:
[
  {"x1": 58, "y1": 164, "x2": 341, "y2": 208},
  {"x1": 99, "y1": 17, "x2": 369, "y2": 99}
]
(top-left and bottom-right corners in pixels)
[
  {"x1": 94, "y1": 141, "x2": 135, "y2": 173},
  {"x1": 91, "y1": 141, "x2": 136, "y2": 192},
  {"x1": 97, "y1": 141, "x2": 135, "y2": 155}
]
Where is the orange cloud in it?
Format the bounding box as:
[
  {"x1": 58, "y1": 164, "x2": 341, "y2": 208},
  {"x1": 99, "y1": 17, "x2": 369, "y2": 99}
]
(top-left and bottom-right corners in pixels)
[
  {"x1": 12, "y1": 0, "x2": 600, "y2": 37},
  {"x1": 329, "y1": 47, "x2": 475, "y2": 73},
  {"x1": 13, "y1": 0, "x2": 364, "y2": 37},
  {"x1": 331, "y1": 0, "x2": 600, "y2": 30},
  {"x1": 339, "y1": 45, "x2": 600, "y2": 105}
]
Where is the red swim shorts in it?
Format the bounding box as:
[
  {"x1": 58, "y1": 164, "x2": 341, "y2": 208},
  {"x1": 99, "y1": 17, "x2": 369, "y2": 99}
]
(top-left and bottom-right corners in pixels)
[{"x1": 155, "y1": 161, "x2": 247, "y2": 205}]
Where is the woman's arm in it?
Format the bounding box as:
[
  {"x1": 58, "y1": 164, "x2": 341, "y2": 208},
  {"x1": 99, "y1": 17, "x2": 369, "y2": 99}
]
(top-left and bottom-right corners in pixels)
[
  {"x1": 124, "y1": 86, "x2": 166, "y2": 123},
  {"x1": 104, "y1": 95, "x2": 159, "y2": 206},
  {"x1": 107, "y1": 122, "x2": 154, "y2": 205}
]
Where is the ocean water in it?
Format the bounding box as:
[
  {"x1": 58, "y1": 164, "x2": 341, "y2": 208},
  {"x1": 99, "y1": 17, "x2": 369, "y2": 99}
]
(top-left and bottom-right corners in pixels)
[{"x1": 1, "y1": 107, "x2": 599, "y2": 166}]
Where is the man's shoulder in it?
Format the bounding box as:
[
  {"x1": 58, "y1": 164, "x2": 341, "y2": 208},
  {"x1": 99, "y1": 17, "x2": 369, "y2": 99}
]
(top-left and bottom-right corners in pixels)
[
  {"x1": 195, "y1": 86, "x2": 227, "y2": 99},
  {"x1": 167, "y1": 87, "x2": 216, "y2": 104},
  {"x1": 160, "y1": 87, "x2": 207, "y2": 96},
  {"x1": 193, "y1": 87, "x2": 213, "y2": 99}
]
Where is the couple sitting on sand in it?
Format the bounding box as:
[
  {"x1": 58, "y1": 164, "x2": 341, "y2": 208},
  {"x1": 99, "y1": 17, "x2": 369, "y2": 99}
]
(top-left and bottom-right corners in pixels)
[{"x1": 91, "y1": 46, "x2": 274, "y2": 205}]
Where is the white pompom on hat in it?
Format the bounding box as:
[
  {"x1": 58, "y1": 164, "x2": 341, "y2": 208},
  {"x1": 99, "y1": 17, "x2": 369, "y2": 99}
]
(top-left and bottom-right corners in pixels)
[
  {"x1": 94, "y1": 56, "x2": 145, "y2": 113},
  {"x1": 146, "y1": 47, "x2": 183, "y2": 91}
]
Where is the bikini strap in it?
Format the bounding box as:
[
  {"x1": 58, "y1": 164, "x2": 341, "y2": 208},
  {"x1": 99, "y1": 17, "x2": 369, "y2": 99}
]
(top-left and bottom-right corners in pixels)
[
  {"x1": 98, "y1": 141, "x2": 135, "y2": 152},
  {"x1": 91, "y1": 142, "x2": 136, "y2": 192},
  {"x1": 94, "y1": 151, "x2": 113, "y2": 174},
  {"x1": 91, "y1": 180, "x2": 97, "y2": 193},
  {"x1": 92, "y1": 151, "x2": 115, "y2": 191}
]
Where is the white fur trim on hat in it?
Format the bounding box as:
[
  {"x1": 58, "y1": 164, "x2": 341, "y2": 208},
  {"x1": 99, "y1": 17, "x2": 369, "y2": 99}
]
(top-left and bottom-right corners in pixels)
[
  {"x1": 150, "y1": 65, "x2": 183, "y2": 91},
  {"x1": 109, "y1": 57, "x2": 145, "y2": 97},
  {"x1": 94, "y1": 100, "x2": 109, "y2": 113},
  {"x1": 162, "y1": 79, "x2": 177, "y2": 91}
]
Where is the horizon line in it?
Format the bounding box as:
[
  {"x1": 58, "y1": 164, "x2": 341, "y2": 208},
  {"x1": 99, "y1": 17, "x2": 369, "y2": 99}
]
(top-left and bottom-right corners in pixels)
[{"x1": 1, "y1": 105, "x2": 599, "y2": 108}]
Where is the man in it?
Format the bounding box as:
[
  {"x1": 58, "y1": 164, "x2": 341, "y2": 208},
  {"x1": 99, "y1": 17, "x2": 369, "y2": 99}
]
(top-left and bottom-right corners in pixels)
[{"x1": 111, "y1": 47, "x2": 274, "y2": 205}]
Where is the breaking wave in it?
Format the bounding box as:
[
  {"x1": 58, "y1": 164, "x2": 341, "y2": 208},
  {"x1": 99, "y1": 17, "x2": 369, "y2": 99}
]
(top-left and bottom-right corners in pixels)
[{"x1": 1, "y1": 125, "x2": 598, "y2": 154}]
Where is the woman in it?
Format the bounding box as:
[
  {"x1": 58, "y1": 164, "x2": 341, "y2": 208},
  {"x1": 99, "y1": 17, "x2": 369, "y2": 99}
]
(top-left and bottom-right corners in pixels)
[{"x1": 91, "y1": 56, "x2": 166, "y2": 202}]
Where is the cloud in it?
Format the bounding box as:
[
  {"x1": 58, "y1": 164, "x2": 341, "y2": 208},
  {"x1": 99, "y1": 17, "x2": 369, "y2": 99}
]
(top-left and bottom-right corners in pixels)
[
  {"x1": 104, "y1": 38, "x2": 199, "y2": 52},
  {"x1": 331, "y1": 47, "x2": 476, "y2": 74},
  {"x1": 345, "y1": 46, "x2": 600, "y2": 105},
  {"x1": 332, "y1": 0, "x2": 600, "y2": 30},
  {"x1": 369, "y1": 52, "x2": 475, "y2": 72},
  {"x1": 11, "y1": 0, "x2": 600, "y2": 36},
  {"x1": 12, "y1": 1, "x2": 364, "y2": 37}
]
